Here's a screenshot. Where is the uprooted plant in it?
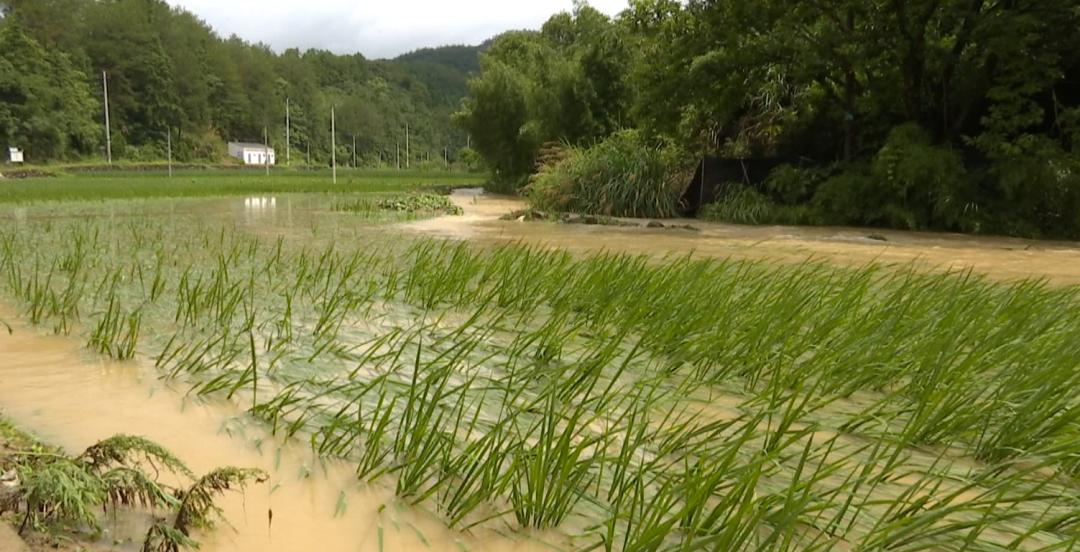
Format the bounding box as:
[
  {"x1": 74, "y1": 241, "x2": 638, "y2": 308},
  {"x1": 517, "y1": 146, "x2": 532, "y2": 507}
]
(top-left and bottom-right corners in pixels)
[{"x1": 0, "y1": 434, "x2": 266, "y2": 551}]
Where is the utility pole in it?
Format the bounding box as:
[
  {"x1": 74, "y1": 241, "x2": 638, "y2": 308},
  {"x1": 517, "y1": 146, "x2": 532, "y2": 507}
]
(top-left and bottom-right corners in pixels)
[
  {"x1": 444, "y1": 146, "x2": 448, "y2": 168},
  {"x1": 331, "y1": 106, "x2": 337, "y2": 184},
  {"x1": 405, "y1": 123, "x2": 410, "y2": 170},
  {"x1": 102, "y1": 71, "x2": 112, "y2": 165},
  {"x1": 263, "y1": 126, "x2": 270, "y2": 177},
  {"x1": 166, "y1": 128, "x2": 172, "y2": 178},
  {"x1": 352, "y1": 134, "x2": 356, "y2": 168},
  {"x1": 285, "y1": 97, "x2": 291, "y2": 166}
]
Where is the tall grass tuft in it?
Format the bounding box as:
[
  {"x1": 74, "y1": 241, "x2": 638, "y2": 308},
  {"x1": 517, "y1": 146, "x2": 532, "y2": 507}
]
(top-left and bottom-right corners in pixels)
[{"x1": 527, "y1": 130, "x2": 690, "y2": 218}]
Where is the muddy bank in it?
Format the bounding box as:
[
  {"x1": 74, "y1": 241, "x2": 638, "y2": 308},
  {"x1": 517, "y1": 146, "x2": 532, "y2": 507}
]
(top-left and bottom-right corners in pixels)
[
  {"x1": 501, "y1": 207, "x2": 699, "y2": 231},
  {"x1": 404, "y1": 189, "x2": 1080, "y2": 285}
]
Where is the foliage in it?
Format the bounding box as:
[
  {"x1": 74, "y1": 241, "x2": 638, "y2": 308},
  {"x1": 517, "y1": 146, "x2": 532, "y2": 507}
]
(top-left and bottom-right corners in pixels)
[
  {"x1": 3, "y1": 431, "x2": 265, "y2": 551},
  {"x1": 0, "y1": 23, "x2": 99, "y2": 160},
  {"x1": 868, "y1": 124, "x2": 972, "y2": 230},
  {"x1": 982, "y1": 142, "x2": 1080, "y2": 239},
  {"x1": 454, "y1": 4, "x2": 631, "y2": 186},
  {"x1": 527, "y1": 130, "x2": 689, "y2": 218},
  {"x1": 332, "y1": 193, "x2": 464, "y2": 217},
  {"x1": 79, "y1": 434, "x2": 195, "y2": 479},
  {"x1": 763, "y1": 164, "x2": 829, "y2": 205},
  {"x1": 171, "y1": 467, "x2": 268, "y2": 536},
  {"x1": 16, "y1": 458, "x2": 105, "y2": 532},
  {"x1": 0, "y1": 0, "x2": 479, "y2": 165},
  {"x1": 9, "y1": 435, "x2": 190, "y2": 535},
  {"x1": 700, "y1": 185, "x2": 815, "y2": 226},
  {"x1": 455, "y1": 0, "x2": 1080, "y2": 238}
]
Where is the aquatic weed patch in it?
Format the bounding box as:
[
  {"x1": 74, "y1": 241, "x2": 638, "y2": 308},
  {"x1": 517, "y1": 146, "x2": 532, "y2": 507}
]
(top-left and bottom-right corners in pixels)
[
  {"x1": 333, "y1": 193, "x2": 463, "y2": 218},
  {"x1": 0, "y1": 204, "x2": 1078, "y2": 550}
]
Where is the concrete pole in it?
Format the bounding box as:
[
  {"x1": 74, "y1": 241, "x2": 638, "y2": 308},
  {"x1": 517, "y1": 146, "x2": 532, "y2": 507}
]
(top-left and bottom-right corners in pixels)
[
  {"x1": 103, "y1": 71, "x2": 112, "y2": 165},
  {"x1": 166, "y1": 128, "x2": 172, "y2": 178},
  {"x1": 285, "y1": 97, "x2": 291, "y2": 166},
  {"x1": 331, "y1": 107, "x2": 337, "y2": 184}
]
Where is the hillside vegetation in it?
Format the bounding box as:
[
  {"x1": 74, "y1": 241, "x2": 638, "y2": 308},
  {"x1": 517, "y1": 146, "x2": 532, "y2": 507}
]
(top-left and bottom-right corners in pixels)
[
  {"x1": 456, "y1": 1, "x2": 1080, "y2": 239},
  {"x1": 0, "y1": 0, "x2": 483, "y2": 166}
]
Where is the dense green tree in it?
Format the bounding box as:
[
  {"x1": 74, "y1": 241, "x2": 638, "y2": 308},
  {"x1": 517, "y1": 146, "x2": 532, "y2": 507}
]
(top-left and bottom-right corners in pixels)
[
  {"x1": 456, "y1": 0, "x2": 1080, "y2": 238},
  {"x1": 0, "y1": 23, "x2": 99, "y2": 159},
  {"x1": 454, "y1": 4, "x2": 632, "y2": 185},
  {"x1": 0, "y1": 0, "x2": 480, "y2": 165}
]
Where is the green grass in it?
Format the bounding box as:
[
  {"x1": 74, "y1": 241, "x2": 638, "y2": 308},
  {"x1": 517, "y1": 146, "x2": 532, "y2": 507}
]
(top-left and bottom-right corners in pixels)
[
  {"x1": 0, "y1": 197, "x2": 1078, "y2": 550},
  {"x1": 0, "y1": 169, "x2": 484, "y2": 204}
]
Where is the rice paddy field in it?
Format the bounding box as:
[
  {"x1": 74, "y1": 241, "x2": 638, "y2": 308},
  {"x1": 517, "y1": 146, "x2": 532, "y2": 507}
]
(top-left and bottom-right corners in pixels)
[{"x1": 1, "y1": 171, "x2": 1079, "y2": 551}]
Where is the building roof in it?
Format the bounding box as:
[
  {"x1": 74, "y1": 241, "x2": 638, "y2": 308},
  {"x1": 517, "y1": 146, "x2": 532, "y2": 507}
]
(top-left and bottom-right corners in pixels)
[{"x1": 228, "y1": 142, "x2": 273, "y2": 149}]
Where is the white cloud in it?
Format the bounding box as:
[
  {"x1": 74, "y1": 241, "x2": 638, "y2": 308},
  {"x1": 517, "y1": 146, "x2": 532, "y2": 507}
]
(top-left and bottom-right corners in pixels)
[{"x1": 165, "y1": 0, "x2": 630, "y2": 58}]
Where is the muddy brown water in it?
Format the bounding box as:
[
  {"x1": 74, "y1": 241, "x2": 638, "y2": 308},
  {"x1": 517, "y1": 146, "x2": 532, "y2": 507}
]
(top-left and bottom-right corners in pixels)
[
  {"x1": 405, "y1": 189, "x2": 1080, "y2": 285},
  {"x1": 1, "y1": 191, "x2": 1078, "y2": 550},
  {"x1": 0, "y1": 306, "x2": 561, "y2": 552}
]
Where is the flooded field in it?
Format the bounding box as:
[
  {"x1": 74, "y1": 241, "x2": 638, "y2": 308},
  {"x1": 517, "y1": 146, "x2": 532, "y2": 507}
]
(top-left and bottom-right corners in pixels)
[{"x1": 1, "y1": 192, "x2": 1078, "y2": 551}]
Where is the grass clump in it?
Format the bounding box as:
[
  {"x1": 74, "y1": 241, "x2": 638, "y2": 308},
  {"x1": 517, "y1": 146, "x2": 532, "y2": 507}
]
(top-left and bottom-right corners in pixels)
[
  {"x1": 333, "y1": 193, "x2": 463, "y2": 217},
  {"x1": 700, "y1": 184, "x2": 818, "y2": 226},
  {"x1": 0, "y1": 431, "x2": 264, "y2": 551},
  {"x1": 527, "y1": 130, "x2": 691, "y2": 218}
]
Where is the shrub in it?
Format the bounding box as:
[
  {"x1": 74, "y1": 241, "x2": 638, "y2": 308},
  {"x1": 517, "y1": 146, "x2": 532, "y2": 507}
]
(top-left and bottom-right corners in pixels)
[
  {"x1": 870, "y1": 123, "x2": 971, "y2": 230},
  {"x1": 983, "y1": 140, "x2": 1080, "y2": 239},
  {"x1": 701, "y1": 184, "x2": 817, "y2": 226},
  {"x1": 812, "y1": 125, "x2": 972, "y2": 231},
  {"x1": 812, "y1": 166, "x2": 881, "y2": 226},
  {"x1": 763, "y1": 164, "x2": 830, "y2": 205},
  {"x1": 526, "y1": 130, "x2": 691, "y2": 218}
]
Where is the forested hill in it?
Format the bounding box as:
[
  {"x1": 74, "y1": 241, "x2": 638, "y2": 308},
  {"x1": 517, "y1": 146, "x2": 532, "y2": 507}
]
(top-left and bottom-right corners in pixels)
[
  {"x1": 0, "y1": 0, "x2": 481, "y2": 165},
  {"x1": 389, "y1": 44, "x2": 487, "y2": 109}
]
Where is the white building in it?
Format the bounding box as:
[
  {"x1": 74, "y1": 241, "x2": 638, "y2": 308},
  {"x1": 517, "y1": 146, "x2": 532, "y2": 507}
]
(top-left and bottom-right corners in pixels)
[
  {"x1": 7, "y1": 147, "x2": 24, "y2": 164},
  {"x1": 228, "y1": 142, "x2": 275, "y2": 166}
]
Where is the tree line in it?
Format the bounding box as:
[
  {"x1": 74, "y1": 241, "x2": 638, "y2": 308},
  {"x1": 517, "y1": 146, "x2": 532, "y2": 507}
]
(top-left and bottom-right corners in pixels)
[
  {"x1": 456, "y1": 0, "x2": 1080, "y2": 238},
  {"x1": 0, "y1": 0, "x2": 479, "y2": 166}
]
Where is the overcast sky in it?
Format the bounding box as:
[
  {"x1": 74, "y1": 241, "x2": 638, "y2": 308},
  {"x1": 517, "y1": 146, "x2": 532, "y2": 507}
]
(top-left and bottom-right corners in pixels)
[{"x1": 164, "y1": 0, "x2": 630, "y2": 59}]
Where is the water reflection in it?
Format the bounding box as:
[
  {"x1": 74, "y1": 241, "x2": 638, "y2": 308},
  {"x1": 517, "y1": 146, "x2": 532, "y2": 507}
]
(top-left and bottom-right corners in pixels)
[{"x1": 244, "y1": 196, "x2": 277, "y2": 209}]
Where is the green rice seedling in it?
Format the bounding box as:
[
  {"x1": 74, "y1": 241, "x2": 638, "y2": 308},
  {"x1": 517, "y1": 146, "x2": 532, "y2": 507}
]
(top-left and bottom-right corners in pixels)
[
  {"x1": 3, "y1": 198, "x2": 1080, "y2": 550},
  {"x1": 87, "y1": 293, "x2": 142, "y2": 360},
  {"x1": 510, "y1": 390, "x2": 602, "y2": 529}
]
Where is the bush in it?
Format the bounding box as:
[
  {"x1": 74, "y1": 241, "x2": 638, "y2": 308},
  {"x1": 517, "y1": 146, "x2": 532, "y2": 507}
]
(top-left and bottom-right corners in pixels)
[
  {"x1": 985, "y1": 142, "x2": 1080, "y2": 239},
  {"x1": 526, "y1": 130, "x2": 690, "y2": 218},
  {"x1": 763, "y1": 164, "x2": 830, "y2": 205},
  {"x1": 870, "y1": 123, "x2": 971, "y2": 230},
  {"x1": 812, "y1": 166, "x2": 881, "y2": 226},
  {"x1": 812, "y1": 125, "x2": 972, "y2": 231},
  {"x1": 701, "y1": 184, "x2": 817, "y2": 226}
]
